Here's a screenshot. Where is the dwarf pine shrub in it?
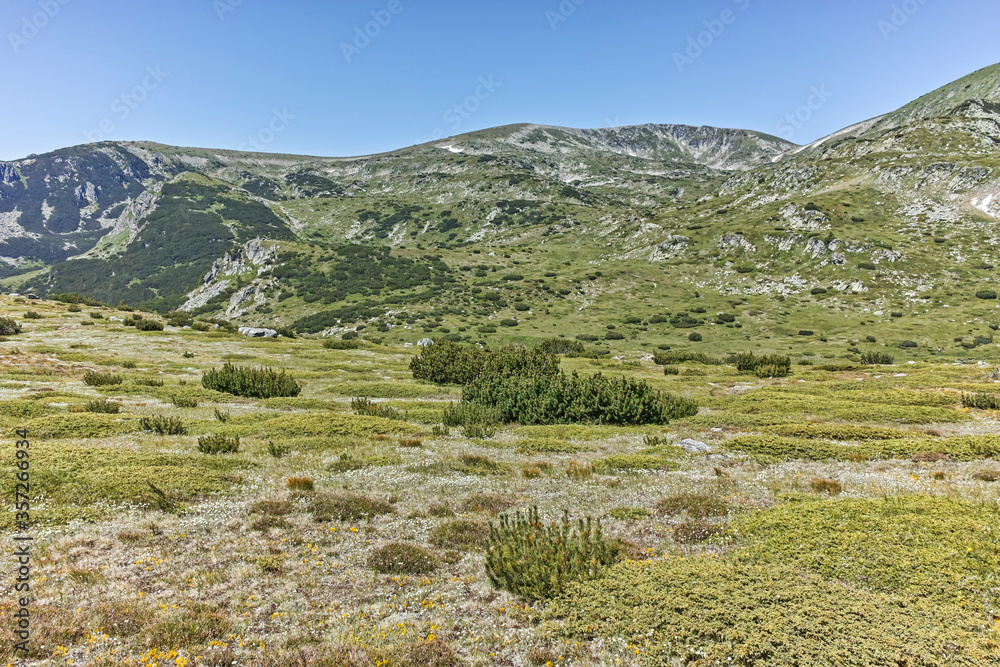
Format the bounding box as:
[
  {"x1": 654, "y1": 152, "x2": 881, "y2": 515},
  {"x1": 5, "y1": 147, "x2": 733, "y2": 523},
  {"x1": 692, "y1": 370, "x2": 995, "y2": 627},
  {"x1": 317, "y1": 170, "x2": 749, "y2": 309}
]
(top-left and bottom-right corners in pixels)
[
  {"x1": 172, "y1": 395, "x2": 198, "y2": 408},
  {"x1": 0, "y1": 317, "x2": 22, "y2": 335},
  {"x1": 197, "y1": 434, "x2": 240, "y2": 454},
  {"x1": 202, "y1": 362, "x2": 301, "y2": 398},
  {"x1": 140, "y1": 415, "x2": 186, "y2": 435},
  {"x1": 734, "y1": 352, "x2": 791, "y2": 377},
  {"x1": 652, "y1": 350, "x2": 722, "y2": 365},
  {"x1": 861, "y1": 351, "x2": 895, "y2": 365},
  {"x1": 961, "y1": 392, "x2": 1000, "y2": 410},
  {"x1": 409, "y1": 340, "x2": 559, "y2": 385},
  {"x1": 83, "y1": 398, "x2": 120, "y2": 414},
  {"x1": 351, "y1": 396, "x2": 405, "y2": 420},
  {"x1": 83, "y1": 371, "x2": 123, "y2": 386},
  {"x1": 462, "y1": 371, "x2": 697, "y2": 426},
  {"x1": 485, "y1": 507, "x2": 619, "y2": 601}
]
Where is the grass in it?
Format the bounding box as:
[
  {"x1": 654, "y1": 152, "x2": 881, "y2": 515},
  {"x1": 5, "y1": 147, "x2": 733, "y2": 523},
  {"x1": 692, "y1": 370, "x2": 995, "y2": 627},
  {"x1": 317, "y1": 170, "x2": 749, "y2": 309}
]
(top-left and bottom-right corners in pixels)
[{"x1": 4, "y1": 298, "x2": 1000, "y2": 665}]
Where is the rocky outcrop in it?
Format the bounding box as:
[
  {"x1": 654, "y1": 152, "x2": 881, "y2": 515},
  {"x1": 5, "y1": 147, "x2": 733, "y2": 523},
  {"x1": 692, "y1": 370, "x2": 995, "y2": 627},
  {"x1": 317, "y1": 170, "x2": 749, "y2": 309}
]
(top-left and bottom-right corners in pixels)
[
  {"x1": 238, "y1": 327, "x2": 278, "y2": 338},
  {"x1": 0, "y1": 163, "x2": 20, "y2": 184}
]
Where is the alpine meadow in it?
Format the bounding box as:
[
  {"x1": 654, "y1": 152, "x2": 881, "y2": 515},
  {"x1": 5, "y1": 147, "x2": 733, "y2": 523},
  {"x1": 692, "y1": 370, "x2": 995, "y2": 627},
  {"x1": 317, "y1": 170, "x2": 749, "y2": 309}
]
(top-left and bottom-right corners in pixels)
[{"x1": 3, "y1": 47, "x2": 1000, "y2": 666}]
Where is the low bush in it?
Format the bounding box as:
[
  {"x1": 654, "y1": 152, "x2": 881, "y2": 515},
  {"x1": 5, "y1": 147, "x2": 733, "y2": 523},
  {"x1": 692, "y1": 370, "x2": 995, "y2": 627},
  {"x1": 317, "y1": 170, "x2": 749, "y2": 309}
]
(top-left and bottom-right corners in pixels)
[
  {"x1": 172, "y1": 395, "x2": 198, "y2": 408},
  {"x1": 462, "y1": 371, "x2": 698, "y2": 426},
  {"x1": 286, "y1": 477, "x2": 314, "y2": 491},
  {"x1": 131, "y1": 377, "x2": 163, "y2": 387},
  {"x1": 687, "y1": 332, "x2": 702, "y2": 342},
  {"x1": 311, "y1": 493, "x2": 395, "y2": 522},
  {"x1": 652, "y1": 350, "x2": 722, "y2": 365},
  {"x1": 83, "y1": 399, "x2": 120, "y2": 414},
  {"x1": 962, "y1": 392, "x2": 1000, "y2": 410},
  {"x1": 351, "y1": 396, "x2": 406, "y2": 420},
  {"x1": 202, "y1": 362, "x2": 301, "y2": 398},
  {"x1": 810, "y1": 478, "x2": 843, "y2": 495},
  {"x1": 323, "y1": 338, "x2": 362, "y2": 350},
  {"x1": 605, "y1": 331, "x2": 625, "y2": 340},
  {"x1": 485, "y1": 507, "x2": 620, "y2": 601},
  {"x1": 140, "y1": 415, "x2": 186, "y2": 436},
  {"x1": 135, "y1": 319, "x2": 164, "y2": 332},
  {"x1": 798, "y1": 330, "x2": 813, "y2": 336},
  {"x1": 196, "y1": 434, "x2": 240, "y2": 454},
  {"x1": 734, "y1": 352, "x2": 791, "y2": 377},
  {"x1": 662, "y1": 365, "x2": 679, "y2": 375},
  {"x1": 23, "y1": 311, "x2": 41, "y2": 319},
  {"x1": 367, "y1": 542, "x2": 439, "y2": 575},
  {"x1": 267, "y1": 440, "x2": 290, "y2": 458},
  {"x1": 0, "y1": 317, "x2": 22, "y2": 335},
  {"x1": 83, "y1": 371, "x2": 123, "y2": 386},
  {"x1": 975, "y1": 289, "x2": 997, "y2": 300},
  {"x1": 860, "y1": 351, "x2": 894, "y2": 365}
]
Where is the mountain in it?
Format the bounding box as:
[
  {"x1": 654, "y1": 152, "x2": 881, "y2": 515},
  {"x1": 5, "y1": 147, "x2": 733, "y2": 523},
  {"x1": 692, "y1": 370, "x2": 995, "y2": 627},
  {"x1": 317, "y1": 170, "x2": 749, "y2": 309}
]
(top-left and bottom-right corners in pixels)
[{"x1": 1, "y1": 64, "x2": 999, "y2": 355}]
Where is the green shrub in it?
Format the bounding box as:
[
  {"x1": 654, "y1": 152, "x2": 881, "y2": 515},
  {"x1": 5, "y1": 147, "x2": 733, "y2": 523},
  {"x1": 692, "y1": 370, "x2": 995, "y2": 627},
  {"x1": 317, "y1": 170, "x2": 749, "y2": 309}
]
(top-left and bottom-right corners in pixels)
[
  {"x1": 734, "y1": 352, "x2": 791, "y2": 377},
  {"x1": 311, "y1": 493, "x2": 395, "y2": 522},
  {"x1": 214, "y1": 407, "x2": 231, "y2": 422},
  {"x1": 538, "y1": 338, "x2": 586, "y2": 355},
  {"x1": 962, "y1": 392, "x2": 1000, "y2": 410},
  {"x1": 83, "y1": 399, "x2": 120, "y2": 414},
  {"x1": 23, "y1": 311, "x2": 41, "y2": 319},
  {"x1": 652, "y1": 350, "x2": 722, "y2": 365},
  {"x1": 196, "y1": 434, "x2": 240, "y2": 454},
  {"x1": 687, "y1": 332, "x2": 702, "y2": 342},
  {"x1": 131, "y1": 377, "x2": 164, "y2": 387},
  {"x1": 485, "y1": 507, "x2": 620, "y2": 601},
  {"x1": 605, "y1": 331, "x2": 624, "y2": 340},
  {"x1": 172, "y1": 395, "x2": 198, "y2": 408},
  {"x1": 860, "y1": 351, "x2": 894, "y2": 365},
  {"x1": 67, "y1": 304, "x2": 82, "y2": 312},
  {"x1": 267, "y1": 440, "x2": 290, "y2": 458},
  {"x1": 499, "y1": 319, "x2": 519, "y2": 327},
  {"x1": 367, "y1": 542, "x2": 439, "y2": 575},
  {"x1": 857, "y1": 262, "x2": 878, "y2": 271},
  {"x1": 897, "y1": 340, "x2": 917, "y2": 349},
  {"x1": 135, "y1": 319, "x2": 164, "y2": 331},
  {"x1": 462, "y1": 371, "x2": 698, "y2": 426},
  {"x1": 83, "y1": 371, "x2": 123, "y2": 386},
  {"x1": 140, "y1": 415, "x2": 186, "y2": 435},
  {"x1": 410, "y1": 340, "x2": 560, "y2": 385},
  {"x1": 975, "y1": 289, "x2": 997, "y2": 300},
  {"x1": 202, "y1": 362, "x2": 301, "y2": 398},
  {"x1": 323, "y1": 338, "x2": 362, "y2": 350},
  {"x1": 662, "y1": 365, "x2": 679, "y2": 375},
  {"x1": 798, "y1": 330, "x2": 813, "y2": 336},
  {"x1": 351, "y1": 396, "x2": 406, "y2": 420},
  {"x1": 810, "y1": 287, "x2": 827, "y2": 295}
]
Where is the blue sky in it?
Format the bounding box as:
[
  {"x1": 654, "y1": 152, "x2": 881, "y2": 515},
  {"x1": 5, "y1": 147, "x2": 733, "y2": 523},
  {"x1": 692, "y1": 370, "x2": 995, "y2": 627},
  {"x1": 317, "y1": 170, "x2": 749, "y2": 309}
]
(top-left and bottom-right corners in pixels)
[{"x1": 1, "y1": 0, "x2": 998, "y2": 160}]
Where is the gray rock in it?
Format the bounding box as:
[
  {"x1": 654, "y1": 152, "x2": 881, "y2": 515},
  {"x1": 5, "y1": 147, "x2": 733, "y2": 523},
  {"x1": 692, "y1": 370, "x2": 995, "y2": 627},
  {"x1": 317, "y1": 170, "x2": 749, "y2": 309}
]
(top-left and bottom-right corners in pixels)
[
  {"x1": 678, "y1": 438, "x2": 712, "y2": 454},
  {"x1": 238, "y1": 327, "x2": 277, "y2": 338},
  {"x1": 417, "y1": 338, "x2": 434, "y2": 347}
]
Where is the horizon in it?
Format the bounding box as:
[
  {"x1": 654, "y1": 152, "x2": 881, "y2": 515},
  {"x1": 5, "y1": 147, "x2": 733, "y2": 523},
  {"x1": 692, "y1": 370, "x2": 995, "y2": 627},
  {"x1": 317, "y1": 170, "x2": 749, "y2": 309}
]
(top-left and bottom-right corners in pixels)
[{"x1": 2, "y1": 0, "x2": 999, "y2": 161}]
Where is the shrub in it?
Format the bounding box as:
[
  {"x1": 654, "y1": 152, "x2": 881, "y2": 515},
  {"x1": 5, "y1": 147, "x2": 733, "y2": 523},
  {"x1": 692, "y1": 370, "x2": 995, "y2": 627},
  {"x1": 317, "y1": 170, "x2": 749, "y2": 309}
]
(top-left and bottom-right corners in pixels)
[
  {"x1": 858, "y1": 262, "x2": 878, "y2": 271},
  {"x1": 267, "y1": 440, "x2": 290, "y2": 458},
  {"x1": 688, "y1": 332, "x2": 703, "y2": 342},
  {"x1": 975, "y1": 289, "x2": 997, "y2": 300},
  {"x1": 412, "y1": 341, "x2": 560, "y2": 386},
  {"x1": 311, "y1": 493, "x2": 395, "y2": 522},
  {"x1": 67, "y1": 304, "x2": 82, "y2": 312},
  {"x1": 623, "y1": 316, "x2": 643, "y2": 325},
  {"x1": 398, "y1": 438, "x2": 422, "y2": 448},
  {"x1": 605, "y1": 331, "x2": 625, "y2": 340},
  {"x1": 860, "y1": 351, "x2": 894, "y2": 365},
  {"x1": 131, "y1": 377, "x2": 163, "y2": 387},
  {"x1": 431, "y1": 519, "x2": 490, "y2": 551},
  {"x1": 140, "y1": 415, "x2": 186, "y2": 435},
  {"x1": 652, "y1": 350, "x2": 722, "y2": 365},
  {"x1": 84, "y1": 399, "x2": 120, "y2": 414},
  {"x1": 462, "y1": 493, "x2": 514, "y2": 514},
  {"x1": 202, "y1": 363, "x2": 301, "y2": 398},
  {"x1": 662, "y1": 366, "x2": 679, "y2": 375},
  {"x1": 452, "y1": 454, "x2": 506, "y2": 475},
  {"x1": 351, "y1": 396, "x2": 405, "y2": 420},
  {"x1": 865, "y1": 335, "x2": 877, "y2": 343},
  {"x1": 83, "y1": 371, "x2": 123, "y2": 386},
  {"x1": 538, "y1": 338, "x2": 585, "y2": 355},
  {"x1": 734, "y1": 352, "x2": 791, "y2": 376},
  {"x1": 485, "y1": 508, "x2": 619, "y2": 601},
  {"x1": 23, "y1": 311, "x2": 41, "y2": 319},
  {"x1": 0, "y1": 317, "x2": 22, "y2": 335},
  {"x1": 897, "y1": 340, "x2": 917, "y2": 349},
  {"x1": 575, "y1": 334, "x2": 599, "y2": 342},
  {"x1": 172, "y1": 395, "x2": 198, "y2": 408},
  {"x1": 656, "y1": 493, "x2": 729, "y2": 519},
  {"x1": 734, "y1": 265, "x2": 754, "y2": 274},
  {"x1": 810, "y1": 478, "x2": 843, "y2": 495},
  {"x1": 499, "y1": 319, "x2": 519, "y2": 327},
  {"x1": 197, "y1": 434, "x2": 240, "y2": 454},
  {"x1": 462, "y1": 371, "x2": 698, "y2": 426},
  {"x1": 135, "y1": 319, "x2": 164, "y2": 331},
  {"x1": 323, "y1": 338, "x2": 362, "y2": 350},
  {"x1": 89, "y1": 312, "x2": 104, "y2": 319},
  {"x1": 798, "y1": 330, "x2": 814, "y2": 336},
  {"x1": 962, "y1": 392, "x2": 1000, "y2": 410},
  {"x1": 367, "y1": 542, "x2": 439, "y2": 575},
  {"x1": 286, "y1": 477, "x2": 314, "y2": 491},
  {"x1": 810, "y1": 287, "x2": 827, "y2": 295},
  {"x1": 214, "y1": 407, "x2": 231, "y2": 422}
]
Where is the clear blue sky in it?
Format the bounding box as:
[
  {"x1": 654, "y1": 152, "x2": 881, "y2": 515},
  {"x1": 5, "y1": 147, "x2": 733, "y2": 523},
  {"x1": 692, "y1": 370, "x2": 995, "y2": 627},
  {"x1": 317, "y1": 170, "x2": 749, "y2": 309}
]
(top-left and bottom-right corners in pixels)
[{"x1": 1, "y1": 0, "x2": 998, "y2": 161}]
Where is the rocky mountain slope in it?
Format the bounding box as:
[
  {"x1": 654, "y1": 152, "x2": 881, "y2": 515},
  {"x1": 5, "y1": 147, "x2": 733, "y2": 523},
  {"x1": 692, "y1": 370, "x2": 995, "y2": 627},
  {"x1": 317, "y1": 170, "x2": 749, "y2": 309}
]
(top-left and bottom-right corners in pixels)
[{"x1": 1, "y1": 64, "x2": 998, "y2": 350}]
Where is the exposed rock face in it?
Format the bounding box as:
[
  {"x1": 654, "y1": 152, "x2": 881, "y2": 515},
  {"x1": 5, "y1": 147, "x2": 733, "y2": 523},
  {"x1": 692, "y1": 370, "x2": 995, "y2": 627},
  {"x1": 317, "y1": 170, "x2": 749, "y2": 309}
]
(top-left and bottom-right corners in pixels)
[
  {"x1": 717, "y1": 233, "x2": 757, "y2": 253},
  {"x1": 227, "y1": 285, "x2": 256, "y2": 317},
  {"x1": 0, "y1": 163, "x2": 20, "y2": 184},
  {"x1": 417, "y1": 338, "x2": 434, "y2": 347},
  {"x1": 238, "y1": 327, "x2": 277, "y2": 338}
]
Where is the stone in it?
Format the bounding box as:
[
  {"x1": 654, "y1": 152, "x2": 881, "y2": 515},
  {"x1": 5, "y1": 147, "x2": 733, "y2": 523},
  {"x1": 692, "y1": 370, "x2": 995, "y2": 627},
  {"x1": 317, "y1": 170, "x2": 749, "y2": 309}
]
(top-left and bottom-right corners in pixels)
[
  {"x1": 678, "y1": 438, "x2": 712, "y2": 454},
  {"x1": 417, "y1": 338, "x2": 434, "y2": 347},
  {"x1": 239, "y1": 327, "x2": 277, "y2": 338}
]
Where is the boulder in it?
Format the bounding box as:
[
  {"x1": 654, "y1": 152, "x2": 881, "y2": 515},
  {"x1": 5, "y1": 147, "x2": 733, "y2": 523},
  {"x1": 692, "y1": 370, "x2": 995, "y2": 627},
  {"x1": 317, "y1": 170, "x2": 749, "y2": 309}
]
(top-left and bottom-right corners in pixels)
[
  {"x1": 678, "y1": 438, "x2": 712, "y2": 454},
  {"x1": 239, "y1": 327, "x2": 277, "y2": 338},
  {"x1": 417, "y1": 338, "x2": 434, "y2": 347}
]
